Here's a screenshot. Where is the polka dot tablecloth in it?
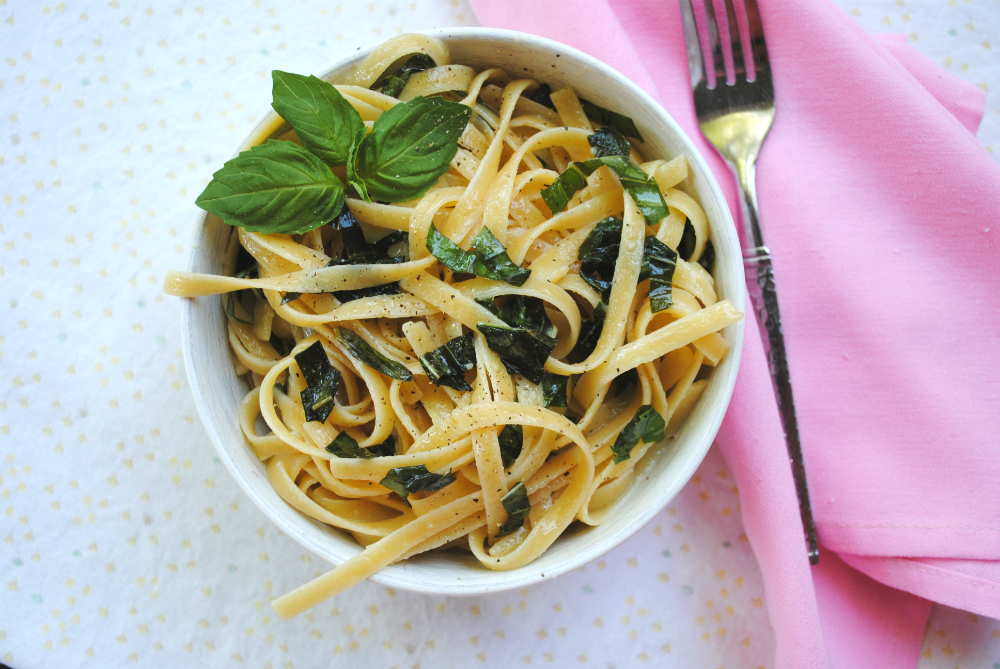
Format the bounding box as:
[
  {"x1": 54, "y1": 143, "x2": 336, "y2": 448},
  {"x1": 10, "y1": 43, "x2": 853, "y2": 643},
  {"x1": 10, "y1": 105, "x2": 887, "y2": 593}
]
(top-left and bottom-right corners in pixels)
[{"x1": 0, "y1": 1, "x2": 996, "y2": 668}]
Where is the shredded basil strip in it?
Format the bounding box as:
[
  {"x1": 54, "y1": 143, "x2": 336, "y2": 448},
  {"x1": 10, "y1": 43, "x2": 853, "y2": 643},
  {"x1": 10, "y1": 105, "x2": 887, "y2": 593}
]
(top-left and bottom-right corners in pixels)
[
  {"x1": 579, "y1": 98, "x2": 644, "y2": 141},
  {"x1": 281, "y1": 292, "x2": 302, "y2": 304},
  {"x1": 573, "y1": 300, "x2": 607, "y2": 360},
  {"x1": 478, "y1": 324, "x2": 557, "y2": 385},
  {"x1": 379, "y1": 465, "x2": 456, "y2": 506},
  {"x1": 426, "y1": 223, "x2": 531, "y2": 287},
  {"x1": 699, "y1": 240, "x2": 716, "y2": 274},
  {"x1": 498, "y1": 424, "x2": 523, "y2": 468},
  {"x1": 418, "y1": 332, "x2": 476, "y2": 391},
  {"x1": 588, "y1": 127, "x2": 630, "y2": 159},
  {"x1": 377, "y1": 54, "x2": 436, "y2": 99},
  {"x1": 530, "y1": 83, "x2": 555, "y2": 109},
  {"x1": 643, "y1": 236, "x2": 678, "y2": 313},
  {"x1": 540, "y1": 373, "x2": 568, "y2": 408},
  {"x1": 611, "y1": 405, "x2": 666, "y2": 464},
  {"x1": 326, "y1": 431, "x2": 395, "y2": 459},
  {"x1": 294, "y1": 341, "x2": 342, "y2": 423},
  {"x1": 496, "y1": 482, "x2": 532, "y2": 537},
  {"x1": 339, "y1": 328, "x2": 413, "y2": 381}
]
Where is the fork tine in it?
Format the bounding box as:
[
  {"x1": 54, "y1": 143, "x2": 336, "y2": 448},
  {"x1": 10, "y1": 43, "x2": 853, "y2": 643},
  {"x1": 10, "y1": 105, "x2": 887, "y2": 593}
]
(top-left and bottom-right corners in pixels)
[
  {"x1": 702, "y1": 0, "x2": 728, "y2": 88},
  {"x1": 722, "y1": 0, "x2": 746, "y2": 80},
  {"x1": 678, "y1": 0, "x2": 706, "y2": 90},
  {"x1": 743, "y1": 0, "x2": 771, "y2": 78}
]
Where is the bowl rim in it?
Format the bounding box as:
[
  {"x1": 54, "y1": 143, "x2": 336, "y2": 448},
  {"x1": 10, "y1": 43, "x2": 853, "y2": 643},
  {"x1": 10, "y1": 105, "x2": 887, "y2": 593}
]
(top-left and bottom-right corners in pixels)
[{"x1": 181, "y1": 26, "x2": 745, "y2": 596}]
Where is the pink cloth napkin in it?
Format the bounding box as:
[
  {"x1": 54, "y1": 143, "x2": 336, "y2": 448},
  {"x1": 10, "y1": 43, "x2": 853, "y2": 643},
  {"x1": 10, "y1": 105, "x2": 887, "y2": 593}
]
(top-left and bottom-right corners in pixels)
[{"x1": 467, "y1": 1, "x2": 1000, "y2": 667}]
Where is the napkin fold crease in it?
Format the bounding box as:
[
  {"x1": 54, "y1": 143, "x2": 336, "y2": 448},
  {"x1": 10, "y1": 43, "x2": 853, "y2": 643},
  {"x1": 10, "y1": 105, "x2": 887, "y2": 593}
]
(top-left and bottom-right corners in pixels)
[{"x1": 468, "y1": 0, "x2": 1000, "y2": 667}]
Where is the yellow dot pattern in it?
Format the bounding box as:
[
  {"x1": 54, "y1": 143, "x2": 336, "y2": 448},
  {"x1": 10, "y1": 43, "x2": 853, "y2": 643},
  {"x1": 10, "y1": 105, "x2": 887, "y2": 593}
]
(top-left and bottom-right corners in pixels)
[{"x1": 0, "y1": 1, "x2": 997, "y2": 668}]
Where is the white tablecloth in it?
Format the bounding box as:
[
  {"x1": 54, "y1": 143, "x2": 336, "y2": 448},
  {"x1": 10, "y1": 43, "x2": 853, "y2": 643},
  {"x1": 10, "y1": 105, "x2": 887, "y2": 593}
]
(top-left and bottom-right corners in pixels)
[{"x1": 1, "y1": 1, "x2": 997, "y2": 667}]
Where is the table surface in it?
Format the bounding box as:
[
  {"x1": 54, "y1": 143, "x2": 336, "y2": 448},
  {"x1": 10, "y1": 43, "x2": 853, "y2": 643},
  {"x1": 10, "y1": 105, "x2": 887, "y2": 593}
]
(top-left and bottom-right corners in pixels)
[{"x1": 0, "y1": 1, "x2": 997, "y2": 668}]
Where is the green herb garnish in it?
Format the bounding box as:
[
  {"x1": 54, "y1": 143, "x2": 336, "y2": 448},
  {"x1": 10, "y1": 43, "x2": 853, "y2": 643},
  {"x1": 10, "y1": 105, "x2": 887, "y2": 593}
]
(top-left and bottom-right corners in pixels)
[
  {"x1": 498, "y1": 424, "x2": 523, "y2": 468},
  {"x1": 479, "y1": 295, "x2": 559, "y2": 384},
  {"x1": 195, "y1": 140, "x2": 346, "y2": 235},
  {"x1": 426, "y1": 223, "x2": 532, "y2": 287},
  {"x1": 540, "y1": 373, "x2": 568, "y2": 408},
  {"x1": 326, "y1": 431, "x2": 396, "y2": 459},
  {"x1": 610, "y1": 405, "x2": 666, "y2": 464},
  {"x1": 418, "y1": 332, "x2": 476, "y2": 391},
  {"x1": 294, "y1": 341, "x2": 342, "y2": 423},
  {"x1": 339, "y1": 328, "x2": 413, "y2": 381},
  {"x1": 643, "y1": 236, "x2": 678, "y2": 313},
  {"x1": 377, "y1": 54, "x2": 436, "y2": 99},
  {"x1": 349, "y1": 96, "x2": 472, "y2": 204},
  {"x1": 379, "y1": 465, "x2": 456, "y2": 506},
  {"x1": 580, "y1": 98, "x2": 644, "y2": 141},
  {"x1": 271, "y1": 71, "x2": 367, "y2": 168},
  {"x1": 588, "y1": 127, "x2": 631, "y2": 158},
  {"x1": 530, "y1": 83, "x2": 555, "y2": 109},
  {"x1": 496, "y1": 482, "x2": 531, "y2": 537},
  {"x1": 573, "y1": 300, "x2": 607, "y2": 360}
]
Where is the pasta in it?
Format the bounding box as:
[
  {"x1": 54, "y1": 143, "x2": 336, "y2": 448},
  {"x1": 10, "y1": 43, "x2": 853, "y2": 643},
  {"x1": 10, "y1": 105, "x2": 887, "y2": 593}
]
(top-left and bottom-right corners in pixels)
[{"x1": 164, "y1": 34, "x2": 743, "y2": 619}]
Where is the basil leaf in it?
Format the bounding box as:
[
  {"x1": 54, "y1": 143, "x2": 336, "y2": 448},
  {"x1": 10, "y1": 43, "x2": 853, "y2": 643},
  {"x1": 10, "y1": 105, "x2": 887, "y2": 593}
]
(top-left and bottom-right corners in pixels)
[
  {"x1": 475, "y1": 297, "x2": 503, "y2": 319},
  {"x1": 418, "y1": 332, "x2": 476, "y2": 391},
  {"x1": 611, "y1": 405, "x2": 666, "y2": 464},
  {"x1": 195, "y1": 140, "x2": 345, "y2": 235},
  {"x1": 426, "y1": 224, "x2": 531, "y2": 287},
  {"x1": 573, "y1": 300, "x2": 607, "y2": 360},
  {"x1": 478, "y1": 324, "x2": 557, "y2": 385},
  {"x1": 294, "y1": 341, "x2": 342, "y2": 423},
  {"x1": 698, "y1": 240, "x2": 716, "y2": 275},
  {"x1": 351, "y1": 96, "x2": 472, "y2": 203},
  {"x1": 643, "y1": 236, "x2": 678, "y2": 313},
  {"x1": 588, "y1": 127, "x2": 630, "y2": 158},
  {"x1": 578, "y1": 216, "x2": 624, "y2": 301},
  {"x1": 498, "y1": 295, "x2": 556, "y2": 339},
  {"x1": 470, "y1": 226, "x2": 531, "y2": 287},
  {"x1": 498, "y1": 424, "x2": 523, "y2": 468},
  {"x1": 333, "y1": 283, "x2": 401, "y2": 303},
  {"x1": 281, "y1": 292, "x2": 302, "y2": 304},
  {"x1": 580, "y1": 98, "x2": 644, "y2": 141},
  {"x1": 326, "y1": 432, "x2": 396, "y2": 459},
  {"x1": 379, "y1": 465, "x2": 456, "y2": 506},
  {"x1": 377, "y1": 54, "x2": 436, "y2": 99},
  {"x1": 540, "y1": 148, "x2": 667, "y2": 226},
  {"x1": 271, "y1": 71, "x2": 366, "y2": 168},
  {"x1": 530, "y1": 83, "x2": 555, "y2": 109},
  {"x1": 541, "y1": 373, "x2": 568, "y2": 408},
  {"x1": 339, "y1": 328, "x2": 413, "y2": 381},
  {"x1": 496, "y1": 481, "x2": 531, "y2": 537}
]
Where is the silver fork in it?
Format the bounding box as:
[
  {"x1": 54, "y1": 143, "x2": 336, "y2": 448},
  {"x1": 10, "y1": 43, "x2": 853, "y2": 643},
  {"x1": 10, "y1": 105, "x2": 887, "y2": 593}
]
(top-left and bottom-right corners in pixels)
[{"x1": 680, "y1": 0, "x2": 819, "y2": 564}]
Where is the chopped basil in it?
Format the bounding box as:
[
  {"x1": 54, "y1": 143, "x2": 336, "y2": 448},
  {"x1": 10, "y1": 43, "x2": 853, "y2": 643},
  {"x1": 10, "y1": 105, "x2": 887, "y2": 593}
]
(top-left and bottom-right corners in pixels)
[
  {"x1": 530, "y1": 83, "x2": 555, "y2": 109},
  {"x1": 224, "y1": 291, "x2": 254, "y2": 326},
  {"x1": 326, "y1": 431, "x2": 395, "y2": 459},
  {"x1": 588, "y1": 127, "x2": 630, "y2": 159},
  {"x1": 294, "y1": 341, "x2": 342, "y2": 423},
  {"x1": 349, "y1": 96, "x2": 472, "y2": 204},
  {"x1": 418, "y1": 332, "x2": 476, "y2": 391},
  {"x1": 577, "y1": 218, "x2": 677, "y2": 312},
  {"x1": 425, "y1": 223, "x2": 531, "y2": 287},
  {"x1": 479, "y1": 295, "x2": 558, "y2": 384},
  {"x1": 496, "y1": 481, "x2": 531, "y2": 537},
  {"x1": 333, "y1": 282, "x2": 402, "y2": 303},
  {"x1": 698, "y1": 240, "x2": 716, "y2": 275},
  {"x1": 540, "y1": 132, "x2": 667, "y2": 226},
  {"x1": 478, "y1": 324, "x2": 557, "y2": 385},
  {"x1": 573, "y1": 300, "x2": 607, "y2": 360},
  {"x1": 379, "y1": 465, "x2": 456, "y2": 506},
  {"x1": 611, "y1": 405, "x2": 666, "y2": 464},
  {"x1": 643, "y1": 236, "x2": 678, "y2": 313},
  {"x1": 376, "y1": 54, "x2": 436, "y2": 99},
  {"x1": 498, "y1": 424, "x2": 523, "y2": 468},
  {"x1": 579, "y1": 98, "x2": 644, "y2": 141},
  {"x1": 677, "y1": 221, "x2": 696, "y2": 260},
  {"x1": 281, "y1": 292, "x2": 302, "y2": 304},
  {"x1": 540, "y1": 373, "x2": 568, "y2": 408},
  {"x1": 339, "y1": 328, "x2": 413, "y2": 381}
]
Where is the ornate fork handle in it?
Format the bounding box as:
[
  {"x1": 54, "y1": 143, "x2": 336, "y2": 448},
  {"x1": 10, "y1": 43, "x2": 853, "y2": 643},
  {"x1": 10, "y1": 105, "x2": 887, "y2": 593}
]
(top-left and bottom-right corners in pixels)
[{"x1": 739, "y1": 166, "x2": 820, "y2": 565}]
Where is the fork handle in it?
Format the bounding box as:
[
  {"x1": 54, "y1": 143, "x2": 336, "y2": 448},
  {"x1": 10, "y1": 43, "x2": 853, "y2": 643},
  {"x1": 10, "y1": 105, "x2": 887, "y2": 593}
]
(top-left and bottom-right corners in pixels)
[{"x1": 737, "y1": 162, "x2": 820, "y2": 565}]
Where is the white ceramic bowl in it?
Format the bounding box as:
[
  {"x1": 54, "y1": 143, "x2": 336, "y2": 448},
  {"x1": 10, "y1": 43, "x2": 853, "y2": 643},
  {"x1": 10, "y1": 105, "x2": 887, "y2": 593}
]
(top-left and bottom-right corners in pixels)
[{"x1": 181, "y1": 27, "x2": 745, "y2": 595}]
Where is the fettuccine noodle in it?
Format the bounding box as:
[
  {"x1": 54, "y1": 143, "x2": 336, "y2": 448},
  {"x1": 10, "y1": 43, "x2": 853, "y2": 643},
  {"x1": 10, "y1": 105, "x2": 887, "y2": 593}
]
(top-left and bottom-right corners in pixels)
[{"x1": 165, "y1": 34, "x2": 742, "y2": 619}]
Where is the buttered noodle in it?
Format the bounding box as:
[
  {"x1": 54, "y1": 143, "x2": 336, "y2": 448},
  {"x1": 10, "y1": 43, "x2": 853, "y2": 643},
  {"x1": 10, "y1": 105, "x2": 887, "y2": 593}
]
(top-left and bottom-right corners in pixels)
[{"x1": 165, "y1": 34, "x2": 743, "y2": 619}]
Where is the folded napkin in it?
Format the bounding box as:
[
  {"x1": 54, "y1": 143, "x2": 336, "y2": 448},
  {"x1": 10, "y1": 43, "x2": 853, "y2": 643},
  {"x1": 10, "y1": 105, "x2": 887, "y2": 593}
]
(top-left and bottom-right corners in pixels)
[{"x1": 468, "y1": 1, "x2": 1000, "y2": 667}]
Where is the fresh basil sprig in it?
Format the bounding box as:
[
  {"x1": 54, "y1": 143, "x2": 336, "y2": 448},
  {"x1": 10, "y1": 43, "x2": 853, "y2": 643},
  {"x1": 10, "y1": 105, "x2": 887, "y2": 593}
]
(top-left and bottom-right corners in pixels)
[
  {"x1": 349, "y1": 96, "x2": 472, "y2": 204},
  {"x1": 196, "y1": 69, "x2": 472, "y2": 235},
  {"x1": 611, "y1": 405, "x2": 666, "y2": 464},
  {"x1": 426, "y1": 224, "x2": 531, "y2": 287},
  {"x1": 379, "y1": 465, "x2": 456, "y2": 506},
  {"x1": 195, "y1": 140, "x2": 346, "y2": 235},
  {"x1": 339, "y1": 328, "x2": 413, "y2": 381},
  {"x1": 294, "y1": 341, "x2": 342, "y2": 423},
  {"x1": 496, "y1": 482, "x2": 531, "y2": 537},
  {"x1": 271, "y1": 71, "x2": 366, "y2": 168}
]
